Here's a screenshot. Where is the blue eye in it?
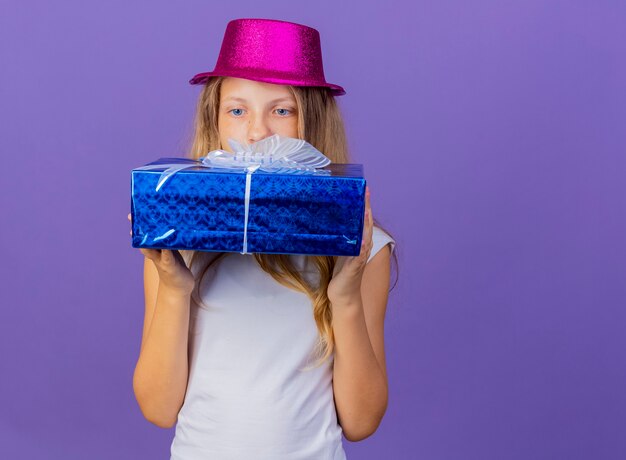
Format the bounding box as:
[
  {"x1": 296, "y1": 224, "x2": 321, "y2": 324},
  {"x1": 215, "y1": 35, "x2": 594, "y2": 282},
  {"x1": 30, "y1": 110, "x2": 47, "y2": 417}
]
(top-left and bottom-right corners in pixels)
[
  {"x1": 275, "y1": 108, "x2": 291, "y2": 116},
  {"x1": 229, "y1": 108, "x2": 244, "y2": 116}
]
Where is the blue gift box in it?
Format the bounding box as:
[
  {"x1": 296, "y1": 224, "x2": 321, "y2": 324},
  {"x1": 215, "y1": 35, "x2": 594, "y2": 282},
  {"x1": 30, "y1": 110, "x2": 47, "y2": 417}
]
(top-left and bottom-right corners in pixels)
[{"x1": 130, "y1": 158, "x2": 366, "y2": 256}]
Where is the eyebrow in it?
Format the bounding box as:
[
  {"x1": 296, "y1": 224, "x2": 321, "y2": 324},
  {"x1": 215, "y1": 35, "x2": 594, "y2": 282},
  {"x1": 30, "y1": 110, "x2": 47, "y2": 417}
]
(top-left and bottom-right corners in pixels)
[{"x1": 222, "y1": 96, "x2": 294, "y2": 104}]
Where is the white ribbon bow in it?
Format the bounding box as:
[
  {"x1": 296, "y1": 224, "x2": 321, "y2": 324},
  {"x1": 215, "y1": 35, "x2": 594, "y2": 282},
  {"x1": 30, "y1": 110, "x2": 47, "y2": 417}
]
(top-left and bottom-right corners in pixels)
[{"x1": 135, "y1": 134, "x2": 330, "y2": 191}]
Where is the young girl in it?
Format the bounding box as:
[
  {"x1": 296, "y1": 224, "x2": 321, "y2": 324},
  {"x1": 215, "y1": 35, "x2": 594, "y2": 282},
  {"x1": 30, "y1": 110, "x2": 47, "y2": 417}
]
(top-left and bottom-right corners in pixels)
[{"x1": 130, "y1": 18, "x2": 398, "y2": 459}]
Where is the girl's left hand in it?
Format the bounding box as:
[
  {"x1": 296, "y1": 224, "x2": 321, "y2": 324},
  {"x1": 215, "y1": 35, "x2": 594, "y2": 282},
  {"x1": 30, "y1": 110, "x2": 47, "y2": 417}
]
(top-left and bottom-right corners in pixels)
[{"x1": 327, "y1": 186, "x2": 373, "y2": 307}]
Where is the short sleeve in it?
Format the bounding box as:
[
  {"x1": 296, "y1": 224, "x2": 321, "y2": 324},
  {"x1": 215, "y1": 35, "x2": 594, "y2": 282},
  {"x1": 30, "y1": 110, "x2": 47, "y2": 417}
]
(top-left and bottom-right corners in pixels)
[
  {"x1": 178, "y1": 250, "x2": 224, "y2": 278},
  {"x1": 367, "y1": 226, "x2": 396, "y2": 263}
]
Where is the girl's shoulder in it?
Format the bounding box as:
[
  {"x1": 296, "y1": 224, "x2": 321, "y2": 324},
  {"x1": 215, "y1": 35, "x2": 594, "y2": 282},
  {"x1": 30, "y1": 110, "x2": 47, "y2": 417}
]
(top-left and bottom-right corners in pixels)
[{"x1": 369, "y1": 225, "x2": 396, "y2": 263}]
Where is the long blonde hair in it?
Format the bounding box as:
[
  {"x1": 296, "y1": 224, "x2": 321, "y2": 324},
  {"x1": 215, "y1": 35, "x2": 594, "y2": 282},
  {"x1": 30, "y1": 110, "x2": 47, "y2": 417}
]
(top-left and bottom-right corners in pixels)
[{"x1": 184, "y1": 76, "x2": 398, "y2": 368}]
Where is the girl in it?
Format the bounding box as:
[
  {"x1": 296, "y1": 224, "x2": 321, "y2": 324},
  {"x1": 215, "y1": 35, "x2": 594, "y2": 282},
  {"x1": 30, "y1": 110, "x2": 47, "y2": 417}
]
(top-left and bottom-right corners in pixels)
[{"x1": 130, "y1": 18, "x2": 398, "y2": 459}]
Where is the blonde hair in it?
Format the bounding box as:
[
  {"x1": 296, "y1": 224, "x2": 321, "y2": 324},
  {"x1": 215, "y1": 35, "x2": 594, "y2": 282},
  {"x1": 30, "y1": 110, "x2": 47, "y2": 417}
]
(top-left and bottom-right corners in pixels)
[{"x1": 184, "y1": 76, "x2": 398, "y2": 369}]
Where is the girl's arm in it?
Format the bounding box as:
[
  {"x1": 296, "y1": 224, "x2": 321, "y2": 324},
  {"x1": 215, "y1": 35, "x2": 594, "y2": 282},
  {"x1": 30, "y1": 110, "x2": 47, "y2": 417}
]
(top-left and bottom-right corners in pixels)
[
  {"x1": 132, "y1": 253, "x2": 193, "y2": 428},
  {"x1": 331, "y1": 245, "x2": 391, "y2": 442}
]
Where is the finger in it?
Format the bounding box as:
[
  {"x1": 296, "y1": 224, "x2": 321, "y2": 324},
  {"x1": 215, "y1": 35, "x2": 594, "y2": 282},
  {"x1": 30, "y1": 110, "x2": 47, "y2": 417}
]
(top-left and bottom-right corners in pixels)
[
  {"x1": 127, "y1": 213, "x2": 131, "y2": 221},
  {"x1": 362, "y1": 225, "x2": 373, "y2": 260},
  {"x1": 161, "y1": 249, "x2": 179, "y2": 267},
  {"x1": 364, "y1": 186, "x2": 372, "y2": 224},
  {"x1": 363, "y1": 188, "x2": 374, "y2": 260},
  {"x1": 366, "y1": 186, "x2": 373, "y2": 224},
  {"x1": 365, "y1": 188, "x2": 373, "y2": 229},
  {"x1": 171, "y1": 250, "x2": 186, "y2": 267},
  {"x1": 333, "y1": 255, "x2": 346, "y2": 276},
  {"x1": 139, "y1": 248, "x2": 160, "y2": 261}
]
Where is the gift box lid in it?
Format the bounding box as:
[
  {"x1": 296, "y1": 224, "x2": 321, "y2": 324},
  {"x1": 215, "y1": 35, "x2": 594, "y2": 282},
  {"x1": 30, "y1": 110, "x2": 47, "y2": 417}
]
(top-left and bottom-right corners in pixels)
[{"x1": 132, "y1": 157, "x2": 364, "y2": 178}]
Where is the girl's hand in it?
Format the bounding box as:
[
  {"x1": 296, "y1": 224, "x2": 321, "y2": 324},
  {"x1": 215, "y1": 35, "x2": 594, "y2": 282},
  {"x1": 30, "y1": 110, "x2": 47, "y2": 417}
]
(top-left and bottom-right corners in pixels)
[
  {"x1": 327, "y1": 186, "x2": 374, "y2": 307},
  {"x1": 128, "y1": 213, "x2": 195, "y2": 295}
]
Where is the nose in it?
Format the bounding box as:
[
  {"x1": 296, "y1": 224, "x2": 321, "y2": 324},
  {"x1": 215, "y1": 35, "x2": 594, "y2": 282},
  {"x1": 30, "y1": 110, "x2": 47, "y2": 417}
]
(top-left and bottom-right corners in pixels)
[{"x1": 247, "y1": 114, "x2": 272, "y2": 144}]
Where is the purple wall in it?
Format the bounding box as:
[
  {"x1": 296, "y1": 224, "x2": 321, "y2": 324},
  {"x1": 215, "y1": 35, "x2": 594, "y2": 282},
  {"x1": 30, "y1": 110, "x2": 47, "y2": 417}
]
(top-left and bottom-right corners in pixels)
[{"x1": 1, "y1": 1, "x2": 625, "y2": 458}]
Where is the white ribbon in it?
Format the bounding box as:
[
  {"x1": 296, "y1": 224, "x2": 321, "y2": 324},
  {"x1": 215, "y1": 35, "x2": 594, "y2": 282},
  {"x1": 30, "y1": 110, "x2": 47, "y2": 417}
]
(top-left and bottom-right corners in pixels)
[{"x1": 135, "y1": 134, "x2": 332, "y2": 254}]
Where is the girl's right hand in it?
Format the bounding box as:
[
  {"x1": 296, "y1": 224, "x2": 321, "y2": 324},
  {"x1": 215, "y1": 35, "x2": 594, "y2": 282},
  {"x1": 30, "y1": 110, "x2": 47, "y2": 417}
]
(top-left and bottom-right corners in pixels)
[{"x1": 128, "y1": 213, "x2": 195, "y2": 295}]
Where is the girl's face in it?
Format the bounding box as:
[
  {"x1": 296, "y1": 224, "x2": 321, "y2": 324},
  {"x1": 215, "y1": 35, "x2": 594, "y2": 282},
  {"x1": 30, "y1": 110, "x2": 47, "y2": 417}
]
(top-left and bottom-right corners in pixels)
[{"x1": 218, "y1": 77, "x2": 299, "y2": 151}]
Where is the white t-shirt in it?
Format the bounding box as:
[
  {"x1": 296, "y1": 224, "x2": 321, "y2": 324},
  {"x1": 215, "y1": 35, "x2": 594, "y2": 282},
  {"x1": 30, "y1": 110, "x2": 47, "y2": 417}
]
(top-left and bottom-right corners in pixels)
[{"x1": 170, "y1": 226, "x2": 396, "y2": 460}]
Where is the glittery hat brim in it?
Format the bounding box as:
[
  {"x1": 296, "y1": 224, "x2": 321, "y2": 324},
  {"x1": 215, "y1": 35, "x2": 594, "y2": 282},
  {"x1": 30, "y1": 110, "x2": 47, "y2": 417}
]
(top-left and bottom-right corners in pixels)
[{"x1": 188, "y1": 71, "x2": 346, "y2": 97}]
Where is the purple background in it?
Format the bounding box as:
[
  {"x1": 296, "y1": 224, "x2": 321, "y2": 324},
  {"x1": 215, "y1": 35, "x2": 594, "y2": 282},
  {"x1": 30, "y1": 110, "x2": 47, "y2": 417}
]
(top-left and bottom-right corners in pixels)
[{"x1": 1, "y1": 1, "x2": 625, "y2": 459}]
